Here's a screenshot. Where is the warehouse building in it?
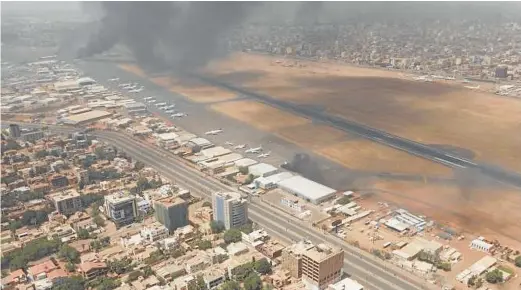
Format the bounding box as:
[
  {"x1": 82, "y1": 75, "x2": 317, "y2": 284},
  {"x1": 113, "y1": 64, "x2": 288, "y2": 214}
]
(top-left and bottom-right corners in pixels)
[
  {"x1": 124, "y1": 102, "x2": 147, "y2": 115},
  {"x1": 277, "y1": 176, "x2": 337, "y2": 204},
  {"x1": 248, "y1": 163, "x2": 279, "y2": 178},
  {"x1": 61, "y1": 110, "x2": 113, "y2": 126}
]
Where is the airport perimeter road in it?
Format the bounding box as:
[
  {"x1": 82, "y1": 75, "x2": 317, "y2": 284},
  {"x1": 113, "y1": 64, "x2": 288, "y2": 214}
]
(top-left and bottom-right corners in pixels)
[
  {"x1": 197, "y1": 76, "x2": 521, "y2": 189},
  {"x1": 9, "y1": 123, "x2": 430, "y2": 290}
]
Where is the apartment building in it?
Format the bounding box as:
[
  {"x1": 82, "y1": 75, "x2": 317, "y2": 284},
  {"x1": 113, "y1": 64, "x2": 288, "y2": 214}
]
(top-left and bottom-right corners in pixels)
[
  {"x1": 212, "y1": 191, "x2": 248, "y2": 230},
  {"x1": 78, "y1": 262, "x2": 108, "y2": 281},
  {"x1": 49, "y1": 189, "x2": 83, "y2": 215},
  {"x1": 302, "y1": 244, "x2": 344, "y2": 290},
  {"x1": 154, "y1": 196, "x2": 189, "y2": 233},
  {"x1": 104, "y1": 192, "x2": 137, "y2": 228},
  {"x1": 281, "y1": 240, "x2": 315, "y2": 278},
  {"x1": 140, "y1": 221, "x2": 169, "y2": 243}
]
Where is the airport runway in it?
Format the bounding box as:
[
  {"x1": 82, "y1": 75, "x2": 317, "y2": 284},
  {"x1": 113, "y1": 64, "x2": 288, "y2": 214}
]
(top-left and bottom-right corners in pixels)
[
  {"x1": 6, "y1": 122, "x2": 431, "y2": 290},
  {"x1": 196, "y1": 75, "x2": 521, "y2": 189}
]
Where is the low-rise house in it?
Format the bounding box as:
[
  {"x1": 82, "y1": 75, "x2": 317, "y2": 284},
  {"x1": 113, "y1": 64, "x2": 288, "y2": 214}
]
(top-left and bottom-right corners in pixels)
[
  {"x1": 140, "y1": 221, "x2": 169, "y2": 243},
  {"x1": 27, "y1": 260, "x2": 58, "y2": 281},
  {"x1": 77, "y1": 262, "x2": 108, "y2": 281}
]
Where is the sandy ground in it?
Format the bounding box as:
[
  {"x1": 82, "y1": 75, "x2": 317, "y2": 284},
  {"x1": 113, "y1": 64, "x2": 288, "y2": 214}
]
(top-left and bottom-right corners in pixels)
[
  {"x1": 119, "y1": 64, "x2": 237, "y2": 103},
  {"x1": 369, "y1": 180, "x2": 521, "y2": 249},
  {"x1": 205, "y1": 53, "x2": 521, "y2": 173},
  {"x1": 211, "y1": 100, "x2": 451, "y2": 177}
]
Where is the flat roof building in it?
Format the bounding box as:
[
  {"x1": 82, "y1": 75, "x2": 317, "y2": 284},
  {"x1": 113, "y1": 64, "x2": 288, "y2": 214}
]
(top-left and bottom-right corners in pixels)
[
  {"x1": 328, "y1": 277, "x2": 363, "y2": 290},
  {"x1": 49, "y1": 189, "x2": 83, "y2": 215},
  {"x1": 248, "y1": 163, "x2": 279, "y2": 178},
  {"x1": 62, "y1": 110, "x2": 113, "y2": 125},
  {"x1": 212, "y1": 192, "x2": 248, "y2": 230},
  {"x1": 278, "y1": 176, "x2": 336, "y2": 204},
  {"x1": 104, "y1": 192, "x2": 137, "y2": 228},
  {"x1": 154, "y1": 197, "x2": 189, "y2": 233}
]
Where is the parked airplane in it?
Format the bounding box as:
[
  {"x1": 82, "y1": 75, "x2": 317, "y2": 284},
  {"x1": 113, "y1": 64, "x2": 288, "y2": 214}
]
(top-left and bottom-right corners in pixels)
[
  {"x1": 143, "y1": 97, "x2": 153, "y2": 101},
  {"x1": 165, "y1": 104, "x2": 176, "y2": 109},
  {"x1": 108, "y1": 78, "x2": 120, "y2": 82},
  {"x1": 128, "y1": 87, "x2": 144, "y2": 93},
  {"x1": 234, "y1": 144, "x2": 246, "y2": 149},
  {"x1": 225, "y1": 141, "x2": 234, "y2": 146},
  {"x1": 171, "y1": 113, "x2": 187, "y2": 118},
  {"x1": 165, "y1": 109, "x2": 175, "y2": 114},
  {"x1": 258, "y1": 151, "x2": 271, "y2": 158},
  {"x1": 118, "y1": 83, "x2": 132, "y2": 88},
  {"x1": 245, "y1": 146, "x2": 263, "y2": 154},
  {"x1": 156, "y1": 102, "x2": 167, "y2": 107},
  {"x1": 205, "y1": 129, "x2": 223, "y2": 135}
]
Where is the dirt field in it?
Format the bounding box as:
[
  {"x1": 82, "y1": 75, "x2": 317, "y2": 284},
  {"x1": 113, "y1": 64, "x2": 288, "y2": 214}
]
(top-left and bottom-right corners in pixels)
[
  {"x1": 369, "y1": 180, "x2": 521, "y2": 248},
  {"x1": 211, "y1": 100, "x2": 451, "y2": 177},
  {"x1": 150, "y1": 76, "x2": 237, "y2": 103},
  {"x1": 204, "y1": 53, "x2": 521, "y2": 173}
]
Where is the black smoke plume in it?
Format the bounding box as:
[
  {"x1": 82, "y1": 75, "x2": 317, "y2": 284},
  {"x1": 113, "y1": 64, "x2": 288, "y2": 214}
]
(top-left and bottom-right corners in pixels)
[
  {"x1": 78, "y1": 2, "x2": 257, "y2": 72},
  {"x1": 282, "y1": 153, "x2": 326, "y2": 184}
]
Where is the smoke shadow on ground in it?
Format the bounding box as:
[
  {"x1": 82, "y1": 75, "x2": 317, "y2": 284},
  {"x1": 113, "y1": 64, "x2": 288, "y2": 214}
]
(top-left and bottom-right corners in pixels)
[{"x1": 209, "y1": 70, "x2": 267, "y2": 84}]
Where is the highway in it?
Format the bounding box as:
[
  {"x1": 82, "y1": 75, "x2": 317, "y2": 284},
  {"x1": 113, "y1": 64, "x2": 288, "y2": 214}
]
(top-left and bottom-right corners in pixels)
[
  {"x1": 7, "y1": 122, "x2": 430, "y2": 290},
  {"x1": 195, "y1": 75, "x2": 521, "y2": 189}
]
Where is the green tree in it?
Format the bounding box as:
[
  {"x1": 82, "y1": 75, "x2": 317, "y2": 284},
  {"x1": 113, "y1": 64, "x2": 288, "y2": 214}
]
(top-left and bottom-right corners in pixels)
[
  {"x1": 220, "y1": 280, "x2": 240, "y2": 290},
  {"x1": 88, "y1": 277, "x2": 121, "y2": 290},
  {"x1": 234, "y1": 262, "x2": 254, "y2": 281},
  {"x1": 437, "y1": 262, "x2": 451, "y2": 272},
  {"x1": 485, "y1": 268, "x2": 504, "y2": 284},
  {"x1": 254, "y1": 258, "x2": 272, "y2": 275},
  {"x1": 107, "y1": 257, "x2": 133, "y2": 275},
  {"x1": 238, "y1": 166, "x2": 249, "y2": 175},
  {"x1": 133, "y1": 161, "x2": 145, "y2": 171},
  {"x1": 126, "y1": 270, "x2": 144, "y2": 282},
  {"x1": 515, "y1": 256, "x2": 521, "y2": 267},
  {"x1": 244, "y1": 174, "x2": 254, "y2": 184},
  {"x1": 475, "y1": 278, "x2": 484, "y2": 288},
  {"x1": 223, "y1": 228, "x2": 242, "y2": 244},
  {"x1": 53, "y1": 275, "x2": 85, "y2": 290},
  {"x1": 240, "y1": 222, "x2": 254, "y2": 234},
  {"x1": 202, "y1": 201, "x2": 212, "y2": 208},
  {"x1": 467, "y1": 275, "x2": 477, "y2": 287},
  {"x1": 243, "y1": 272, "x2": 262, "y2": 290},
  {"x1": 77, "y1": 228, "x2": 90, "y2": 239},
  {"x1": 210, "y1": 220, "x2": 225, "y2": 234},
  {"x1": 93, "y1": 215, "x2": 105, "y2": 227},
  {"x1": 336, "y1": 195, "x2": 351, "y2": 205},
  {"x1": 143, "y1": 265, "x2": 154, "y2": 277},
  {"x1": 188, "y1": 274, "x2": 207, "y2": 290},
  {"x1": 59, "y1": 244, "x2": 81, "y2": 264},
  {"x1": 197, "y1": 240, "x2": 212, "y2": 250},
  {"x1": 65, "y1": 262, "x2": 77, "y2": 272}
]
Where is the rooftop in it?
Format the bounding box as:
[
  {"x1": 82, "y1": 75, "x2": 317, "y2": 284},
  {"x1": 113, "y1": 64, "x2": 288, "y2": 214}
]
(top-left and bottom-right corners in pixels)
[
  {"x1": 63, "y1": 110, "x2": 112, "y2": 124},
  {"x1": 105, "y1": 192, "x2": 136, "y2": 204},
  {"x1": 157, "y1": 132, "x2": 179, "y2": 141},
  {"x1": 304, "y1": 243, "x2": 343, "y2": 262},
  {"x1": 277, "y1": 175, "x2": 337, "y2": 201},
  {"x1": 155, "y1": 196, "x2": 186, "y2": 207},
  {"x1": 49, "y1": 189, "x2": 80, "y2": 202},
  {"x1": 214, "y1": 191, "x2": 242, "y2": 201}
]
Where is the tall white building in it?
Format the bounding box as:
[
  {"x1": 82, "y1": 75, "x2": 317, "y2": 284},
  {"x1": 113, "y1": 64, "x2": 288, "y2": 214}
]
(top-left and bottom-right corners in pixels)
[{"x1": 212, "y1": 192, "x2": 248, "y2": 230}]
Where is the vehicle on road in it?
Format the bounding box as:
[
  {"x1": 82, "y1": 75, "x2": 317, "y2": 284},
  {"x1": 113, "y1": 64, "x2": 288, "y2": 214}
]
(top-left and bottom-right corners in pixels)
[
  {"x1": 171, "y1": 113, "x2": 187, "y2": 118},
  {"x1": 245, "y1": 146, "x2": 262, "y2": 153},
  {"x1": 205, "y1": 129, "x2": 223, "y2": 135}
]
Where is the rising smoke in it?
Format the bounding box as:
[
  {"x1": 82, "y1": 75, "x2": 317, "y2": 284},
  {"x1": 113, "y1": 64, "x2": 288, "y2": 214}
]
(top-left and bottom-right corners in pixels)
[{"x1": 78, "y1": 2, "x2": 257, "y2": 72}]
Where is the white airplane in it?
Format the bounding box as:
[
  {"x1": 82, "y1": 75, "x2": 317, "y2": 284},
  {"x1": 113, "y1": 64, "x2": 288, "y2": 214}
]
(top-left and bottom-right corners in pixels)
[
  {"x1": 166, "y1": 104, "x2": 176, "y2": 109},
  {"x1": 118, "y1": 83, "x2": 132, "y2": 88},
  {"x1": 108, "y1": 78, "x2": 119, "y2": 82},
  {"x1": 225, "y1": 141, "x2": 234, "y2": 146},
  {"x1": 128, "y1": 86, "x2": 144, "y2": 93},
  {"x1": 171, "y1": 113, "x2": 187, "y2": 118},
  {"x1": 258, "y1": 151, "x2": 271, "y2": 158},
  {"x1": 165, "y1": 109, "x2": 175, "y2": 113},
  {"x1": 245, "y1": 146, "x2": 263, "y2": 154},
  {"x1": 147, "y1": 99, "x2": 156, "y2": 103},
  {"x1": 205, "y1": 129, "x2": 223, "y2": 135},
  {"x1": 234, "y1": 144, "x2": 246, "y2": 149},
  {"x1": 143, "y1": 96, "x2": 153, "y2": 101}
]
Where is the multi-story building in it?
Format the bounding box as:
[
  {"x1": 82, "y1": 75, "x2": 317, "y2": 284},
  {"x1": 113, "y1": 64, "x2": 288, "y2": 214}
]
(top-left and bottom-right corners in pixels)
[
  {"x1": 281, "y1": 240, "x2": 315, "y2": 279},
  {"x1": 21, "y1": 129, "x2": 44, "y2": 142},
  {"x1": 104, "y1": 192, "x2": 137, "y2": 228},
  {"x1": 76, "y1": 169, "x2": 90, "y2": 185},
  {"x1": 9, "y1": 124, "x2": 21, "y2": 138},
  {"x1": 49, "y1": 174, "x2": 69, "y2": 188},
  {"x1": 212, "y1": 191, "x2": 248, "y2": 230},
  {"x1": 49, "y1": 189, "x2": 83, "y2": 215},
  {"x1": 301, "y1": 244, "x2": 344, "y2": 290},
  {"x1": 140, "y1": 221, "x2": 169, "y2": 243},
  {"x1": 154, "y1": 196, "x2": 189, "y2": 233}
]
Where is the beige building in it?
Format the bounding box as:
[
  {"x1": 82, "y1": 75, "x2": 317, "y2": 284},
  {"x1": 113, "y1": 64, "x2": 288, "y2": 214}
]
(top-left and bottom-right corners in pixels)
[
  {"x1": 302, "y1": 244, "x2": 344, "y2": 290},
  {"x1": 49, "y1": 189, "x2": 83, "y2": 215},
  {"x1": 281, "y1": 241, "x2": 344, "y2": 290}
]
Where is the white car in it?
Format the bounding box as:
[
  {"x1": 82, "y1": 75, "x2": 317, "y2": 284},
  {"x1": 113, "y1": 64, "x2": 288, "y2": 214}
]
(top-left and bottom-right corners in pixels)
[{"x1": 147, "y1": 99, "x2": 156, "y2": 104}]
